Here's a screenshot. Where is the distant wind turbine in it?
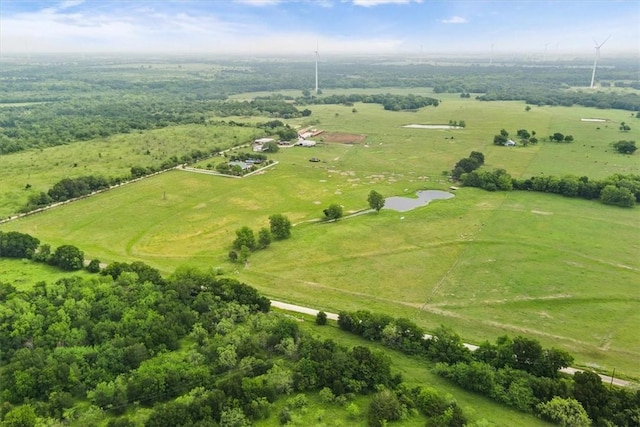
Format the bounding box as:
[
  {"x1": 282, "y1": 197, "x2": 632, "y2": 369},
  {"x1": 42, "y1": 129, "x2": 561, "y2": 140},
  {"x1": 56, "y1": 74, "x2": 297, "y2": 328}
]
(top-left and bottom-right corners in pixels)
[
  {"x1": 590, "y1": 36, "x2": 610, "y2": 88},
  {"x1": 543, "y1": 42, "x2": 549, "y2": 62},
  {"x1": 489, "y1": 43, "x2": 494, "y2": 66},
  {"x1": 314, "y1": 42, "x2": 319, "y2": 94}
]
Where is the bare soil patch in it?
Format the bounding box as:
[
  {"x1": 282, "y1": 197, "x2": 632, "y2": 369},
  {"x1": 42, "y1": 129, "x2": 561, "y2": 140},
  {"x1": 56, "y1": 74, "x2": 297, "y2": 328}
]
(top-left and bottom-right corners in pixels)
[{"x1": 321, "y1": 132, "x2": 367, "y2": 144}]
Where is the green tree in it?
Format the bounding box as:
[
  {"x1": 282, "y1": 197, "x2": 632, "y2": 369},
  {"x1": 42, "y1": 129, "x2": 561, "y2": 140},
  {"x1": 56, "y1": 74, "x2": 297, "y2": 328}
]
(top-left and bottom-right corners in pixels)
[
  {"x1": 233, "y1": 226, "x2": 256, "y2": 251},
  {"x1": 316, "y1": 311, "x2": 328, "y2": 325},
  {"x1": 219, "y1": 407, "x2": 250, "y2": 427},
  {"x1": 493, "y1": 134, "x2": 508, "y2": 145},
  {"x1": 86, "y1": 259, "x2": 101, "y2": 273},
  {"x1": 269, "y1": 214, "x2": 292, "y2": 240},
  {"x1": 367, "y1": 388, "x2": 403, "y2": 427},
  {"x1": 469, "y1": 151, "x2": 485, "y2": 165},
  {"x1": 262, "y1": 141, "x2": 279, "y2": 153},
  {"x1": 1, "y1": 404, "x2": 37, "y2": 427},
  {"x1": 600, "y1": 185, "x2": 635, "y2": 207},
  {"x1": 323, "y1": 204, "x2": 343, "y2": 221},
  {"x1": 257, "y1": 227, "x2": 272, "y2": 249},
  {"x1": 51, "y1": 245, "x2": 84, "y2": 271},
  {"x1": 0, "y1": 231, "x2": 40, "y2": 259},
  {"x1": 613, "y1": 140, "x2": 637, "y2": 154},
  {"x1": 32, "y1": 243, "x2": 51, "y2": 263},
  {"x1": 536, "y1": 397, "x2": 591, "y2": 427},
  {"x1": 367, "y1": 190, "x2": 385, "y2": 212},
  {"x1": 239, "y1": 245, "x2": 251, "y2": 263},
  {"x1": 428, "y1": 325, "x2": 472, "y2": 364},
  {"x1": 619, "y1": 121, "x2": 631, "y2": 132}
]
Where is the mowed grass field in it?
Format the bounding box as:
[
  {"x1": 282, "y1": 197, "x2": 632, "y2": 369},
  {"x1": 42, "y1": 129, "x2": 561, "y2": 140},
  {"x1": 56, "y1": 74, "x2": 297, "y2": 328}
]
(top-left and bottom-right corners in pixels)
[{"x1": 1, "y1": 94, "x2": 639, "y2": 379}]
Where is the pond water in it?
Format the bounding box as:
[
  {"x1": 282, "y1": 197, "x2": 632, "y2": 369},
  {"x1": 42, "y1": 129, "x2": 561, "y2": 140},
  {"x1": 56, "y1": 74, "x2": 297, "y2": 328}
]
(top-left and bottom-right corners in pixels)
[{"x1": 384, "y1": 190, "x2": 454, "y2": 212}]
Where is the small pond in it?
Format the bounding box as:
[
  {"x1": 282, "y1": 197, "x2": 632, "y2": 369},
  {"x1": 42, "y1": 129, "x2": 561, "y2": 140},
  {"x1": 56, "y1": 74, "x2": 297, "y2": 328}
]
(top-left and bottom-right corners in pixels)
[{"x1": 384, "y1": 190, "x2": 454, "y2": 212}]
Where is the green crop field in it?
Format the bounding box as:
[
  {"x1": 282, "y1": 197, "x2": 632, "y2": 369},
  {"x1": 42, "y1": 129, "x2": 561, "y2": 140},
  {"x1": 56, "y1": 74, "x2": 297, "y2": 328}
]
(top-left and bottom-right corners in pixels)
[{"x1": 1, "y1": 93, "x2": 639, "y2": 381}]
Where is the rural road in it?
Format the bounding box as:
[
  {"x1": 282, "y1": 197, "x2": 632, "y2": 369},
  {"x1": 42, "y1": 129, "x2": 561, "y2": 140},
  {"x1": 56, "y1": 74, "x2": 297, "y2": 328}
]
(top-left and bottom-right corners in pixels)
[{"x1": 269, "y1": 301, "x2": 632, "y2": 388}]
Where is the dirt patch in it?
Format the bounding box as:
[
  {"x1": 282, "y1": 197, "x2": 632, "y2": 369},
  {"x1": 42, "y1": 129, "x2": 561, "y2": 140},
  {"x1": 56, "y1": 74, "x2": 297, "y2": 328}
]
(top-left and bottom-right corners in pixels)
[{"x1": 322, "y1": 132, "x2": 367, "y2": 144}]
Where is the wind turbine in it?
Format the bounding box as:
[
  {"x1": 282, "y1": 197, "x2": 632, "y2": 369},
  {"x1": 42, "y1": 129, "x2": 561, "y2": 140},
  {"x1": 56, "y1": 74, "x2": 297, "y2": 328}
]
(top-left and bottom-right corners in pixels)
[
  {"x1": 314, "y1": 42, "x2": 319, "y2": 94},
  {"x1": 590, "y1": 36, "x2": 610, "y2": 88}
]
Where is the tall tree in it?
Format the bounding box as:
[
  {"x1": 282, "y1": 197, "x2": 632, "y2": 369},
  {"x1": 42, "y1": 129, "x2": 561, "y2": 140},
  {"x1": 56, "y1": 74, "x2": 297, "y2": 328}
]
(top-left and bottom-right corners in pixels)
[
  {"x1": 257, "y1": 228, "x2": 272, "y2": 249},
  {"x1": 367, "y1": 190, "x2": 385, "y2": 212},
  {"x1": 269, "y1": 214, "x2": 292, "y2": 240},
  {"x1": 51, "y1": 245, "x2": 84, "y2": 271},
  {"x1": 323, "y1": 204, "x2": 343, "y2": 221},
  {"x1": 233, "y1": 227, "x2": 256, "y2": 251}
]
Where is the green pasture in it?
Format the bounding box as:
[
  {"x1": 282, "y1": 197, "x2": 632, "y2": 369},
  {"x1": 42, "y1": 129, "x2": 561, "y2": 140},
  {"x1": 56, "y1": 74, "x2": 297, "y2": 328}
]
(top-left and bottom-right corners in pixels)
[
  {"x1": 0, "y1": 258, "x2": 90, "y2": 291},
  {"x1": 1, "y1": 97, "x2": 639, "y2": 379},
  {"x1": 0, "y1": 123, "x2": 262, "y2": 218}
]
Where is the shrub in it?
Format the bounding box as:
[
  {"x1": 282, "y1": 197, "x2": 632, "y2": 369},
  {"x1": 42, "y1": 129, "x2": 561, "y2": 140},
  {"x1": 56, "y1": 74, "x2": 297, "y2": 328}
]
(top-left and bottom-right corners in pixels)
[{"x1": 316, "y1": 311, "x2": 328, "y2": 325}]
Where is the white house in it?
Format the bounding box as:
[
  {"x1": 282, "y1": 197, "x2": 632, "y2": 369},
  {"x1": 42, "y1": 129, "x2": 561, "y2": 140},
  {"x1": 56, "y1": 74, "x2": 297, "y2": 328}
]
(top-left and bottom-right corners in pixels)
[{"x1": 505, "y1": 139, "x2": 516, "y2": 146}]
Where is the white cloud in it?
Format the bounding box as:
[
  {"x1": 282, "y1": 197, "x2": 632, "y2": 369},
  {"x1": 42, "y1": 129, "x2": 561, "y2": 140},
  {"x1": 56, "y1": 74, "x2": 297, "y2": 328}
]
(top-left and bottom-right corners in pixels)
[
  {"x1": 59, "y1": 0, "x2": 85, "y2": 9},
  {"x1": 233, "y1": 0, "x2": 283, "y2": 5},
  {"x1": 352, "y1": 0, "x2": 422, "y2": 7},
  {"x1": 441, "y1": 16, "x2": 468, "y2": 24},
  {"x1": 0, "y1": 2, "x2": 409, "y2": 55}
]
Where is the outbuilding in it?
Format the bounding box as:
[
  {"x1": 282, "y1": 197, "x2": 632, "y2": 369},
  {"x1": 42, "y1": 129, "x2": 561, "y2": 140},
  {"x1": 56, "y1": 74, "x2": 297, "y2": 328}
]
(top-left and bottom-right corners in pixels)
[{"x1": 296, "y1": 139, "x2": 316, "y2": 147}]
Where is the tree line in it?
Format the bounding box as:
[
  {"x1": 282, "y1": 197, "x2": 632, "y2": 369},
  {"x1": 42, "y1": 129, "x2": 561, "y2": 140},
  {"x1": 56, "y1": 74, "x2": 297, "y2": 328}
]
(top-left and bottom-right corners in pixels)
[
  {"x1": 461, "y1": 169, "x2": 640, "y2": 208},
  {"x1": 478, "y1": 89, "x2": 640, "y2": 112},
  {"x1": 298, "y1": 93, "x2": 439, "y2": 111},
  {"x1": 450, "y1": 152, "x2": 640, "y2": 207},
  {"x1": 0, "y1": 231, "x2": 85, "y2": 271},
  {"x1": 335, "y1": 309, "x2": 640, "y2": 426},
  {"x1": 229, "y1": 214, "x2": 292, "y2": 263}
]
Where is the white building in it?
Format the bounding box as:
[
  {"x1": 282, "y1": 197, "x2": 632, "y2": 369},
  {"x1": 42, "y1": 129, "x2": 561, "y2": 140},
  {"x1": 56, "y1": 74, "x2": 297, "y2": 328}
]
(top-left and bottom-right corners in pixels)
[{"x1": 296, "y1": 139, "x2": 316, "y2": 147}]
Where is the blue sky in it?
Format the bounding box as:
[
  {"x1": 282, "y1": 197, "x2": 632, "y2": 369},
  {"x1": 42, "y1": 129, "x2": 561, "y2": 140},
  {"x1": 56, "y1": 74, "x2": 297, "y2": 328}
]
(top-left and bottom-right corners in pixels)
[{"x1": 1, "y1": 0, "x2": 638, "y2": 56}]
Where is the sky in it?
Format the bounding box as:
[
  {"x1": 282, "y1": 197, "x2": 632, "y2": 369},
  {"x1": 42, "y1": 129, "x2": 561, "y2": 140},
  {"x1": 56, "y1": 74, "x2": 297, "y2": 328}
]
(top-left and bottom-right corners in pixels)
[{"x1": 1, "y1": 0, "x2": 639, "y2": 57}]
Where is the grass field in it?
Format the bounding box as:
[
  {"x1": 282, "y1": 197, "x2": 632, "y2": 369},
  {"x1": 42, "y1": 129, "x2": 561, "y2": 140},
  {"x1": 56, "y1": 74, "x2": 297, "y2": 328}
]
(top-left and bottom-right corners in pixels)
[
  {"x1": 0, "y1": 123, "x2": 262, "y2": 218},
  {"x1": 1, "y1": 94, "x2": 638, "y2": 380}
]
